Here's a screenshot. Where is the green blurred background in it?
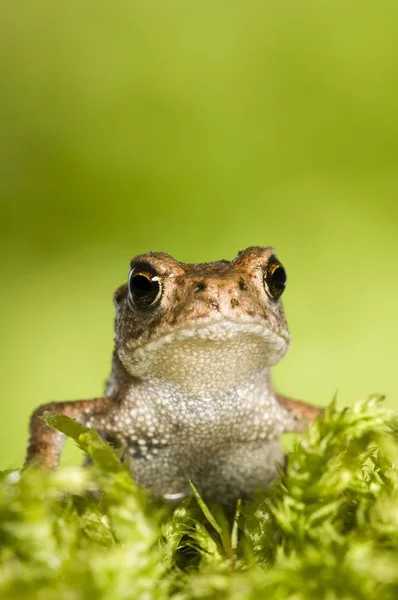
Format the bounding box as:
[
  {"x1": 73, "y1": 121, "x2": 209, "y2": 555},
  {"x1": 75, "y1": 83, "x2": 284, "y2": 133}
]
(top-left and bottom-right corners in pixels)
[{"x1": 1, "y1": 1, "x2": 397, "y2": 469}]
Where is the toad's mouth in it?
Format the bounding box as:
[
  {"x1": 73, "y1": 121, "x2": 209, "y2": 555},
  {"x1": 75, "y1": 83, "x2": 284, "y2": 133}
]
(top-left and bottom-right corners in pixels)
[
  {"x1": 120, "y1": 319, "x2": 289, "y2": 390},
  {"x1": 142, "y1": 319, "x2": 287, "y2": 344}
]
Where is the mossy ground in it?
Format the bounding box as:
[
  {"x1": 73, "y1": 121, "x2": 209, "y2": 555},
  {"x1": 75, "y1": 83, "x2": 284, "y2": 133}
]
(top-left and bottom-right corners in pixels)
[{"x1": 0, "y1": 397, "x2": 397, "y2": 599}]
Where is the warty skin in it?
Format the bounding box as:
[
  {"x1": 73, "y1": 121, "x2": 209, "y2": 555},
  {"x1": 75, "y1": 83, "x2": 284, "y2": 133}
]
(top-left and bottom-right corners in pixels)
[{"x1": 26, "y1": 247, "x2": 320, "y2": 503}]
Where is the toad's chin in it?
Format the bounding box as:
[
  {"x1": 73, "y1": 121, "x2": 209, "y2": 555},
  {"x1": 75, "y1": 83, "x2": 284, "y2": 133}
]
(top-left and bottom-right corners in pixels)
[{"x1": 118, "y1": 320, "x2": 290, "y2": 394}]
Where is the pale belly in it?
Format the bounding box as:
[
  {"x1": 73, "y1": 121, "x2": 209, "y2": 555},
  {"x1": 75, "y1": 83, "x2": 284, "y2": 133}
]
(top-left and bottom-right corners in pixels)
[{"x1": 129, "y1": 439, "x2": 285, "y2": 504}]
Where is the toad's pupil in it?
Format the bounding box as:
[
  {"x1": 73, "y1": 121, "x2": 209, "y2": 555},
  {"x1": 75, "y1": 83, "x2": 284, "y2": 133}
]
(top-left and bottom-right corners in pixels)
[
  {"x1": 264, "y1": 261, "x2": 287, "y2": 300},
  {"x1": 129, "y1": 273, "x2": 160, "y2": 306},
  {"x1": 131, "y1": 274, "x2": 153, "y2": 294},
  {"x1": 270, "y1": 266, "x2": 286, "y2": 290}
]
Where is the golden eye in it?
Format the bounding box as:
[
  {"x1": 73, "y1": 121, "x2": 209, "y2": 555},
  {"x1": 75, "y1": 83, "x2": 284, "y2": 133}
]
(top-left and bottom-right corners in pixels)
[
  {"x1": 128, "y1": 263, "x2": 162, "y2": 309},
  {"x1": 264, "y1": 257, "x2": 287, "y2": 300}
]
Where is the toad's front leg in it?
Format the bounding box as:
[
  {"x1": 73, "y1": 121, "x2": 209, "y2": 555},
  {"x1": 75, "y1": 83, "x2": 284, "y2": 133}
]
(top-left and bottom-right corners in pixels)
[
  {"x1": 25, "y1": 397, "x2": 114, "y2": 468},
  {"x1": 276, "y1": 393, "x2": 323, "y2": 433}
]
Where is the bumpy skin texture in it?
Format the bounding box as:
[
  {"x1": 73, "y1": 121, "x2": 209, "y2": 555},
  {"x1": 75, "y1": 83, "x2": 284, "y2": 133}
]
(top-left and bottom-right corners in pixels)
[{"x1": 26, "y1": 247, "x2": 321, "y2": 503}]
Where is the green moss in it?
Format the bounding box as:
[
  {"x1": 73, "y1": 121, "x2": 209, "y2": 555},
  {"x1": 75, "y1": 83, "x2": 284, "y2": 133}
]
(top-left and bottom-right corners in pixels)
[{"x1": 0, "y1": 397, "x2": 397, "y2": 599}]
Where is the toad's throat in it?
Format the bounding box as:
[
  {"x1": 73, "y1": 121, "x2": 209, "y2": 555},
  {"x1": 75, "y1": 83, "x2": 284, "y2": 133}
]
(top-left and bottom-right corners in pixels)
[{"x1": 120, "y1": 321, "x2": 289, "y2": 394}]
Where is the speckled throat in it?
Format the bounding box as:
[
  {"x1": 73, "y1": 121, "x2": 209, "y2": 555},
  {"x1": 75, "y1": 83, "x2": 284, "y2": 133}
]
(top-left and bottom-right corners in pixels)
[{"x1": 118, "y1": 319, "x2": 288, "y2": 394}]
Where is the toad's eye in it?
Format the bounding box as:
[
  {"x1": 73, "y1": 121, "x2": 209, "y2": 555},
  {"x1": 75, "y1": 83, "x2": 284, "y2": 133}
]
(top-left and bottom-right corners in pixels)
[
  {"x1": 264, "y1": 257, "x2": 287, "y2": 301},
  {"x1": 128, "y1": 263, "x2": 162, "y2": 309}
]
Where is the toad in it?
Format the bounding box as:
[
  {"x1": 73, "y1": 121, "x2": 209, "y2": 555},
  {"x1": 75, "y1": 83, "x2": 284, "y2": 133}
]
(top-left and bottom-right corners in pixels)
[{"x1": 26, "y1": 247, "x2": 320, "y2": 503}]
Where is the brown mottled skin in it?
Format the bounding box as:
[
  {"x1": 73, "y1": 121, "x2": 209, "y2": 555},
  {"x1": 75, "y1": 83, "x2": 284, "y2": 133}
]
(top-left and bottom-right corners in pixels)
[{"x1": 26, "y1": 247, "x2": 321, "y2": 503}]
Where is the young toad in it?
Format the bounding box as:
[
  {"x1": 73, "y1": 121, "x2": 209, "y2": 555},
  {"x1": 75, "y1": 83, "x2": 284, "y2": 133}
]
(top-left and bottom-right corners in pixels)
[{"x1": 26, "y1": 247, "x2": 320, "y2": 503}]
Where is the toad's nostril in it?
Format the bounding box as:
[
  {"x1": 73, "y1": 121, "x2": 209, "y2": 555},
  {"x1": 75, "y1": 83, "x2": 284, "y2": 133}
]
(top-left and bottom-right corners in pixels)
[
  {"x1": 238, "y1": 280, "x2": 247, "y2": 291},
  {"x1": 194, "y1": 282, "x2": 206, "y2": 292}
]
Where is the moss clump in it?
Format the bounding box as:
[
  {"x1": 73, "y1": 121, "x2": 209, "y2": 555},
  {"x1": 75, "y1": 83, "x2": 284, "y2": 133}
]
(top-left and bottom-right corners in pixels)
[{"x1": 0, "y1": 396, "x2": 397, "y2": 599}]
